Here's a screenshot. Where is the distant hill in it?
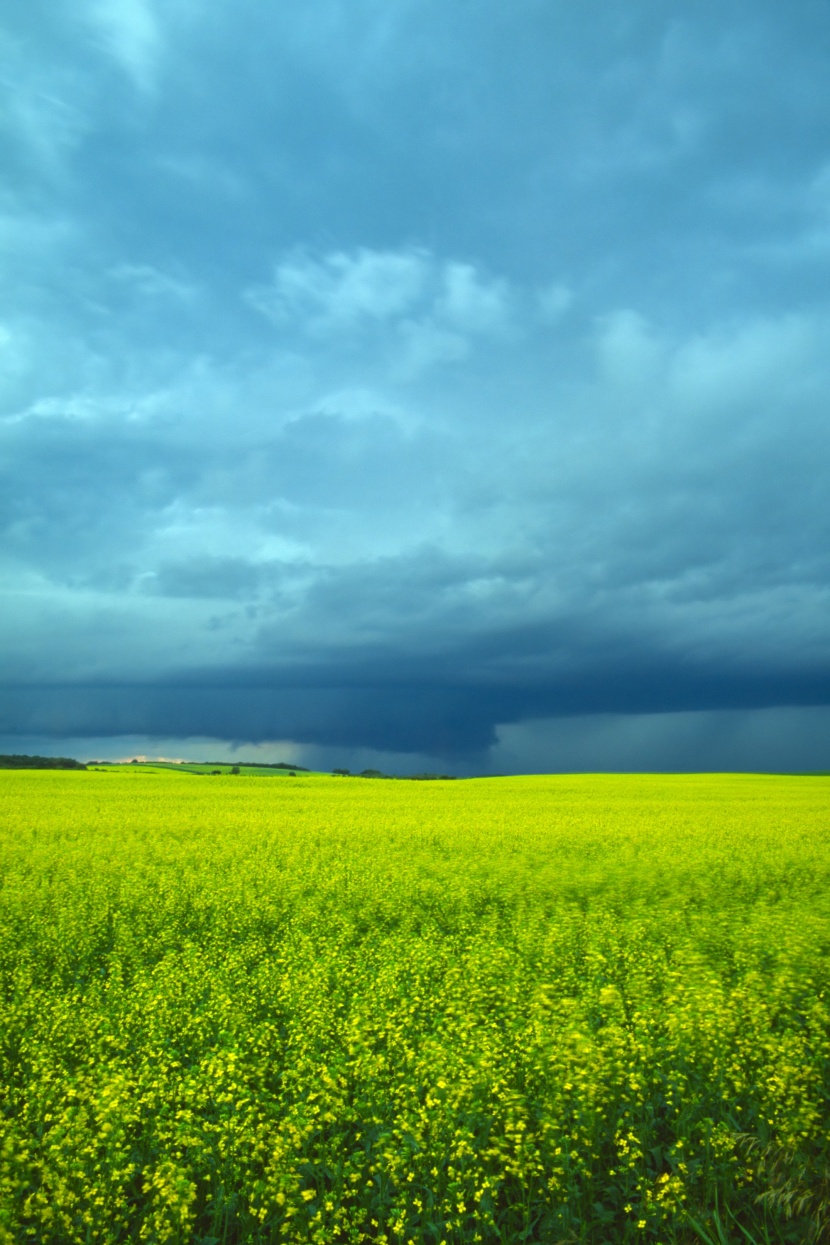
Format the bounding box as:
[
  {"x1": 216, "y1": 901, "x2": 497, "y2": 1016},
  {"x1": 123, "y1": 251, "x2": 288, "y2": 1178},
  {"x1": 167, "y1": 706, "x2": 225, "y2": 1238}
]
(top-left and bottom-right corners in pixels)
[
  {"x1": 205, "y1": 760, "x2": 310, "y2": 771},
  {"x1": 0, "y1": 754, "x2": 87, "y2": 770}
]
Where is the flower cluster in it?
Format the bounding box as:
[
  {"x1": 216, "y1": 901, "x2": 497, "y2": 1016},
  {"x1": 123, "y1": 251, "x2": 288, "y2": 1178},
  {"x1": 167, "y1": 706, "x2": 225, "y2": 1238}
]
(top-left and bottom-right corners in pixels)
[{"x1": 0, "y1": 769, "x2": 828, "y2": 1243}]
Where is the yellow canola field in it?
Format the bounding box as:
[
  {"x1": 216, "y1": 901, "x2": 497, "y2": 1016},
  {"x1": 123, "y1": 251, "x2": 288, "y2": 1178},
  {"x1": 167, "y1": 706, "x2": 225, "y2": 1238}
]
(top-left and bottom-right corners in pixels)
[{"x1": 0, "y1": 770, "x2": 828, "y2": 1245}]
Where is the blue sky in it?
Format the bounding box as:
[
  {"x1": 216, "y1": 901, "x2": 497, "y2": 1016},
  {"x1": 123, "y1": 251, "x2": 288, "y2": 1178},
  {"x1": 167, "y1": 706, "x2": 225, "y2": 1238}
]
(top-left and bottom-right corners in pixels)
[{"x1": 2, "y1": 0, "x2": 829, "y2": 772}]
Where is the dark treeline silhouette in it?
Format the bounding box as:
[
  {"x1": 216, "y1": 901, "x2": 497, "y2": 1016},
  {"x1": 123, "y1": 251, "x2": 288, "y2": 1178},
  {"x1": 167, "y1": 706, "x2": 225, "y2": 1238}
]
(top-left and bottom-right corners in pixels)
[
  {"x1": 407, "y1": 774, "x2": 458, "y2": 781},
  {"x1": 335, "y1": 769, "x2": 458, "y2": 780},
  {"x1": 0, "y1": 754, "x2": 87, "y2": 770},
  {"x1": 197, "y1": 760, "x2": 309, "y2": 771}
]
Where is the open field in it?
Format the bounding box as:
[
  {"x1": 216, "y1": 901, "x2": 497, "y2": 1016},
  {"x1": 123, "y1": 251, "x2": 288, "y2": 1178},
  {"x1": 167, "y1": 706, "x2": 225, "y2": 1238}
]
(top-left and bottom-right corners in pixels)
[{"x1": 0, "y1": 770, "x2": 828, "y2": 1244}]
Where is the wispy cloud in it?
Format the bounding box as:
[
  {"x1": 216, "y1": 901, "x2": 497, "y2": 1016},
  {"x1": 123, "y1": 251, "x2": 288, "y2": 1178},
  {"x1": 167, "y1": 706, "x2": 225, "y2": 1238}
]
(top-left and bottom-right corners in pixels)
[
  {"x1": 84, "y1": 0, "x2": 162, "y2": 92},
  {"x1": 247, "y1": 248, "x2": 512, "y2": 371}
]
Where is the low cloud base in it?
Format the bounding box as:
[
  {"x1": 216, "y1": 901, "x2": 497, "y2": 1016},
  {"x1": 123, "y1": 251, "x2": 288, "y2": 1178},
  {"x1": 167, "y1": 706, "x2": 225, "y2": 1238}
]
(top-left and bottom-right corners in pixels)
[{"x1": 3, "y1": 704, "x2": 827, "y2": 776}]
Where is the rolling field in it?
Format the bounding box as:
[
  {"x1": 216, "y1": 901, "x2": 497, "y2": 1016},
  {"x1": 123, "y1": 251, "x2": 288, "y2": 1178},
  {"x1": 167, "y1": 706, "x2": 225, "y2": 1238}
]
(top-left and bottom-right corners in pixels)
[{"x1": 0, "y1": 770, "x2": 828, "y2": 1244}]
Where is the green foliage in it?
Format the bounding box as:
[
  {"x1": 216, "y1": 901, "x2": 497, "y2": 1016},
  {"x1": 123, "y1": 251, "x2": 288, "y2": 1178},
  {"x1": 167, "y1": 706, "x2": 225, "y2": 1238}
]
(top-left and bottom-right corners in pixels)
[
  {"x1": 0, "y1": 754, "x2": 86, "y2": 769},
  {"x1": 0, "y1": 770, "x2": 828, "y2": 1243}
]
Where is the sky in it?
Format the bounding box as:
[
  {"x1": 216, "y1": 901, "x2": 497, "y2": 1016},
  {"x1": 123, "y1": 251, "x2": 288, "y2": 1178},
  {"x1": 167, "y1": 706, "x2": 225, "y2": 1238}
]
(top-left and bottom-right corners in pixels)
[{"x1": 1, "y1": 0, "x2": 829, "y2": 773}]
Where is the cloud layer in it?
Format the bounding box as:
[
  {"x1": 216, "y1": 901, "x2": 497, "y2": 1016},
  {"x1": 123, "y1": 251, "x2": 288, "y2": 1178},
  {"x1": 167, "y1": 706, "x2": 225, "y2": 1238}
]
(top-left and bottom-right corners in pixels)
[{"x1": 2, "y1": 1, "x2": 829, "y2": 767}]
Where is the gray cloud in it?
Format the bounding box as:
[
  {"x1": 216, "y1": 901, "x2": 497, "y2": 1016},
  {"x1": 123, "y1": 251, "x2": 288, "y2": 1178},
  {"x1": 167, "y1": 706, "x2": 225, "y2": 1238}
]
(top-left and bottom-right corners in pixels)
[
  {"x1": 493, "y1": 706, "x2": 830, "y2": 775},
  {"x1": 1, "y1": 2, "x2": 829, "y2": 768}
]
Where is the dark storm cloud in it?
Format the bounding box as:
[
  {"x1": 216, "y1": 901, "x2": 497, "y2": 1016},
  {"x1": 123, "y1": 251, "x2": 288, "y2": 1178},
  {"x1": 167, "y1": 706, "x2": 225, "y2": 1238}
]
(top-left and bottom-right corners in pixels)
[
  {"x1": 1, "y1": 1, "x2": 829, "y2": 766},
  {"x1": 4, "y1": 655, "x2": 829, "y2": 758}
]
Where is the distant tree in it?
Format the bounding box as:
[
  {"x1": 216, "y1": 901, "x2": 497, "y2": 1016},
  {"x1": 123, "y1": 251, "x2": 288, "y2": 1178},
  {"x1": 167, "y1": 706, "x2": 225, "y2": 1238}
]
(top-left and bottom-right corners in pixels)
[
  {"x1": 230, "y1": 765, "x2": 240, "y2": 775},
  {"x1": 332, "y1": 768, "x2": 351, "y2": 776},
  {"x1": 0, "y1": 754, "x2": 87, "y2": 770},
  {"x1": 406, "y1": 773, "x2": 459, "y2": 781},
  {"x1": 289, "y1": 771, "x2": 296, "y2": 777}
]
